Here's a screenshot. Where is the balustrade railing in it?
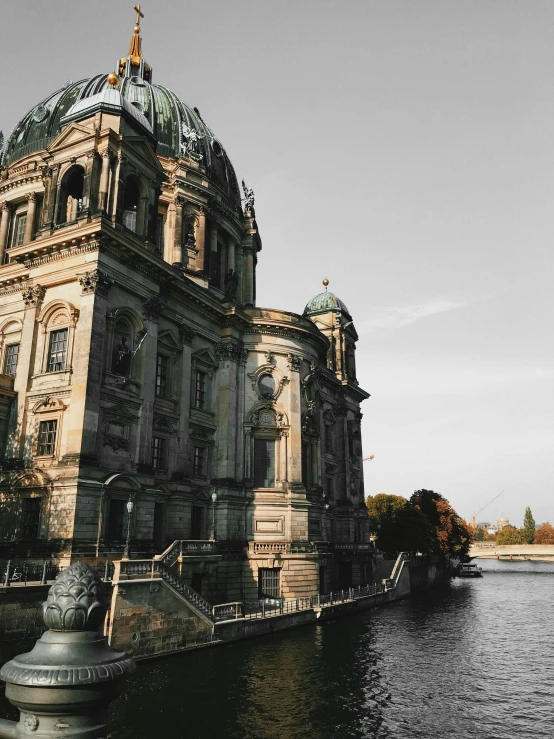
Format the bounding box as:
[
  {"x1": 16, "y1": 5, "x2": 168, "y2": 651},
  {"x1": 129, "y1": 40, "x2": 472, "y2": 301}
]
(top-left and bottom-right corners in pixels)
[
  {"x1": 157, "y1": 562, "x2": 213, "y2": 620},
  {"x1": 213, "y1": 582, "x2": 388, "y2": 623},
  {"x1": 156, "y1": 540, "x2": 218, "y2": 567}
]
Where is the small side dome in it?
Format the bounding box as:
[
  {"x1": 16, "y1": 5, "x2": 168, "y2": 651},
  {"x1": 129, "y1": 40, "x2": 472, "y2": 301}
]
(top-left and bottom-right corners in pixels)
[{"x1": 303, "y1": 290, "x2": 352, "y2": 319}]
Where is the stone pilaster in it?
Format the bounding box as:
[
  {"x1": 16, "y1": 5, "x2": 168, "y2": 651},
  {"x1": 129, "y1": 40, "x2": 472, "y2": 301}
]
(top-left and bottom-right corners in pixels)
[
  {"x1": 209, "y1": 221, "x2": 218, "y2": 285},
  {"x1": 214, "y1": 342, "x2": 242, "y2": 480},
  {"x1": 135, "y1": 295, "x2": 161, "y2": 469},
  {"x1": 98, "y1": 150, "x2": 111, "y2": 212},
  {"x1": 0, "y1": 202, "x2": 12, "y2": 263},
  {"x1": 287, "y1": 353, "x2": 303, "y2": 484},
  {"x1": 173, "y1": 196, "x2": 185, "y2": 266},
  {"x1": 195, "y1": 208, "x2": 206, "y2": 272},
  {"x1": 176, "y1": 324, "x2": 195, "y2": 473},
  {"x1": 23, "y1": 192, "x2": 37, "y2": 245},
  {"x1": 242, "y1": 246, "x2": 255, "y2": 307},
  {"x1": 66, "y1": 271, "x2": 112, "y2": 461},
  {"x1": 11, "y1": 286, "x2": 46, "y2": 460}
]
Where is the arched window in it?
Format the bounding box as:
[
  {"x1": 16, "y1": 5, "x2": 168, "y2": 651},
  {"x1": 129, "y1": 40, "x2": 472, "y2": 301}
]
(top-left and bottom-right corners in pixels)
[
  {"x1": 36, "y1": 301, "x2": 79, "y2": 377},
  {"x1": 58, "y1": 166, "x2": 85, "y2": 225},
  {"x1": 122, "y1": 176, "x2": 143, "y2": 234}
]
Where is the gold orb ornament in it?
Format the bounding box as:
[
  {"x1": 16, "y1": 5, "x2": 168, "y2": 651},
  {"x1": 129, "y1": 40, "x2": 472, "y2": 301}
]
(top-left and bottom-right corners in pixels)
[
  {"x1": 134, "y1": 25, "x2": 141, "y2": 33},
  {"x1": 107, "y1": 72, "x2": 119, "y2": 88},
  {"x1": 322, "y1": 278, "x2": 329, "y2": 287}
]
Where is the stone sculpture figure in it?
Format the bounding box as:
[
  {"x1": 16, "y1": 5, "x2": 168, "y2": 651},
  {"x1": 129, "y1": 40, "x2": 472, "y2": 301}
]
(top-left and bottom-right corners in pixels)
[
  {"x1": 112, "y1": 335, "x2": 131, "y2": 376},
  {"x1": 224, "y1": 268, "x2": 239, "y2": 301}
]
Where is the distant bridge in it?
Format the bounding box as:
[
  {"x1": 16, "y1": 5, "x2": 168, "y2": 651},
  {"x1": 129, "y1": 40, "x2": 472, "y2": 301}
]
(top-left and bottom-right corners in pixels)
[{"x1": 470, "y1": 544, "x2": 554, "y2": 561}]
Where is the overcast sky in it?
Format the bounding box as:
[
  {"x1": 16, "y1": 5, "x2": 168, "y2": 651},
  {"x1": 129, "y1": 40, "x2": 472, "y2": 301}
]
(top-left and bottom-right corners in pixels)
[{"x1": 1, "y1": 0, "x2": 552, "y2": 527}]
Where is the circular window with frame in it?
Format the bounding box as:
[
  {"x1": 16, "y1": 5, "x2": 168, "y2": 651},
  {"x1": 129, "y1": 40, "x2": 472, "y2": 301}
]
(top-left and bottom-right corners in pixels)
[{"x1": 258, "y1": 373, "x2": 276, "y2": 399}]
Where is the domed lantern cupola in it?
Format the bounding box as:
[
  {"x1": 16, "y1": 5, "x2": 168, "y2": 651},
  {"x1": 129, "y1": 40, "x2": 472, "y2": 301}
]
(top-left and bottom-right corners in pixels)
[{"x1": 304, "y1": 279, "x2": 359, "y2": 383}]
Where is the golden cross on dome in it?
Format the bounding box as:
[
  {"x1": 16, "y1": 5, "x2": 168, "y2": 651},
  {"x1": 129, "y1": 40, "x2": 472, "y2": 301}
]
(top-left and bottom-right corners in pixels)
[{"x1": 134, "y1": 5, "x2": 144, "y2": 25}]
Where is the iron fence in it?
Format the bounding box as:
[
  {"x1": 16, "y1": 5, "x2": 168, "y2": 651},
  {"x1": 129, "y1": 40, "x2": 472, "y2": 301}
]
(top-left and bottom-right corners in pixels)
[{"x1": 0, "y1": 559, "x2": 115, "y2": 587}]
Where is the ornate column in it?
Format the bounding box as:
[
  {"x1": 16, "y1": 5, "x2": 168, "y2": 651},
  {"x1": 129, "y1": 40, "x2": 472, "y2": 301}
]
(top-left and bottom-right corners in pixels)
[
  {"x1": 227, "y1": 237, "x2": 236, "y2": 273},
  {"x1": 209, "y1": 221, "x2": 218, "y2": 285},
  {"x1": 82, "y1": 150, "x2": 97, "y2": 215},
  {"x1": 44, "y1": 164, "x2": 60, "y2": 227},
  {"x1": 0, "y1": 202, "x2": 12, "y2": 263},
  {"x1": 173, "y1": 195, "x2": 185, "y2": 265},
  {"x1": 243, "y1": 246, "x2": 255, "y2": 307},
  {"x1": 196, "y1": 207, "x2": 206, "y2": 272},
  {"x1": 98, "y1": 150, "x2": 111, "y2": 212},
  {"x1": 22, "y1": 193, "x2": 37, "y2": 245}
]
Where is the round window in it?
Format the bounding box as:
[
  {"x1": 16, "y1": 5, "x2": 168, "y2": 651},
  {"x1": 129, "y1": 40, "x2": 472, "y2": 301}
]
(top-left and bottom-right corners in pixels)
[{"x1": 258, "y1": 374, "x2": 275, "y2": 398}]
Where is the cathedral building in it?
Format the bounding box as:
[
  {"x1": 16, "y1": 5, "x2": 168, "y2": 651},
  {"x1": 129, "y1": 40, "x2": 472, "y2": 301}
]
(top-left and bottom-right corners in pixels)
[{"x1": 0, "y1": 11, "x2": 371, "y2": 602}]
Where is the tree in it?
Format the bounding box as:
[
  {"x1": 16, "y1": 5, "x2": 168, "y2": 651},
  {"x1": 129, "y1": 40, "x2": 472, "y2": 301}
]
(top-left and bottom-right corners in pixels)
[
  {"x1": 376, "y1": 503, "x2": 436, "y2": 556},
  {"x1": 496, "y1": 525, "x2": 524, "y2": 545},
  {"x1": 473, "y1": 527, "x2": 487, "y2": 542},
  {"x1": 409, "y1": 489, "x2": 472, "y2": 559},
  {"x1": 365, "y1": 494, "x2": 407, "y2": 533},
  {"x1": 534, "y1": 522, "x2": 554, "y2": 545},
  {"x1": 523, "y1": 507, "x2": 535, "y2": 544}
]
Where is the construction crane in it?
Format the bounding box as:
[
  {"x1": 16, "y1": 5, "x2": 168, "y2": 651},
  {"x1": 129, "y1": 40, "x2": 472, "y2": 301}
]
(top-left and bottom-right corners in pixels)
[{"x1": 471, "y1": 490, "x2": 504, "y2": 529}]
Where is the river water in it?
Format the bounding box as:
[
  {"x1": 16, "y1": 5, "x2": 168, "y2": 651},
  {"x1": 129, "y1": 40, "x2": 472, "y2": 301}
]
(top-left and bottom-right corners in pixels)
[{"x1": 2, "y1": 560, "x2": 553, "y2": 738}]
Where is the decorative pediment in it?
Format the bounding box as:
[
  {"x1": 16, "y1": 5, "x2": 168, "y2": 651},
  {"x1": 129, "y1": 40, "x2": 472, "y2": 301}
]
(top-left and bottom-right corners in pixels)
[
  {"x1": 102, "y1": 403, "x2": 138, "y2": 425},
  {"x1": 190, "y1": 424, "x2": 215, "y2": 443},
  {"x1": 191, "y1": 348, "x2": 217, "y2": 369},
  {"x1": 121, "y1": 136, "x2": 166, "y2": 177},
  {"x1": 246, "y1": 401, "x2": 288, "y2": 429},
  {"x1": 157, "y1": 329, "x2": 181, "y2": 353},
  {"x1": 32, "y1": 397, "x2": 66, "y2": 414},
  {"x1": 153, "y1": 415, "x2": 177, "y2": 434},
  {"x1": 48, "y1": 122, "x2": 94, "y2": 152}
]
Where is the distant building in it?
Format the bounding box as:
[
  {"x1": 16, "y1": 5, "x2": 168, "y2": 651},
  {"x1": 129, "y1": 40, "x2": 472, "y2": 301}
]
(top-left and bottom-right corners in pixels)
[{"x1": 497, "y1": 516, "x2": 510, "y2": 531}]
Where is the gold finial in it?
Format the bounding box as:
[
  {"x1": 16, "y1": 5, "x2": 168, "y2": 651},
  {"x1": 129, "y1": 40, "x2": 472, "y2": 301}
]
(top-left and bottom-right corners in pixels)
[
  {"x1": 107, "y1": 72, "x2": 119, "y2": 88},
  {"x1": 128, "y1": 4, "x2": 144, "y2": 64},
  {"x1": 323, "y1": 278, "x2": 329, "y2": 290}
]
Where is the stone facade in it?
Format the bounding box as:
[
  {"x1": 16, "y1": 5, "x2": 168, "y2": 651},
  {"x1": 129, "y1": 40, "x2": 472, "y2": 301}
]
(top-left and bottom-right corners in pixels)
[{"x1": 0, "y1": 19, "x2": 372, "y2": 602}]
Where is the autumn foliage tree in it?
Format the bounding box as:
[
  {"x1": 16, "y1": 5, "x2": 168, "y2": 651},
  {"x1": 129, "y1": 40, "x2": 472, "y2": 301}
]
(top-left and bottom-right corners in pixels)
[
  {"x1": 366, "y1": 489, "x2": 471, "y2": 558},
  {"x1": 495, "y1": 525, "x2": 524, "y2": 545},
  {"x1": 410, "y1": 490, "x2": 472, "y2": 559},
  {"x1": 365, "y1": 494, "x2": 407, "y2": 533},
  {"x1": 534, "y1": 523, "x2": 554, "y2": 544}
]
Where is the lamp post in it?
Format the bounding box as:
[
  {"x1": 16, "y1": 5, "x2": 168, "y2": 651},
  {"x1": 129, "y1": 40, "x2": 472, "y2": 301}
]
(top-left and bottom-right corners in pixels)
[
  {"x1": 210, "y1": 491, "x2": 218, "y2": 541},
  {"x1": 123, "y1": 495, "x2": 133, "y2": 559}
]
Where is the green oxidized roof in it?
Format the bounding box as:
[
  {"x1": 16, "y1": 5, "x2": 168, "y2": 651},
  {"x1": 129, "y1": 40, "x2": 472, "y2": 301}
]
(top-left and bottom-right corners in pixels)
[
  {"x1": 303, "y1": 291, "x2": 352, "y2": 318},
  {"x1": 1, "y1": 74, "x2": 241, "y2": 205}
]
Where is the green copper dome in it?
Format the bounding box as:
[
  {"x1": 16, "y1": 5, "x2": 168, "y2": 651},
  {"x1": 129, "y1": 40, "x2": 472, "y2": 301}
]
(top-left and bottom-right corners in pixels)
[
  {"x1": 303, "y1": 290, "x2": 352, "y2": 319},
  {"x1": 0, "y1": 74, "x2": 241, "y2": 205}
]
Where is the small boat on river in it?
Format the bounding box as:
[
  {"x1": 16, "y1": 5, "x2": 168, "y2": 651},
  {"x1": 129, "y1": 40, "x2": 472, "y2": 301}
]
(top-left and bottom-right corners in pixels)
[{"x1": 457, "y1": 562, "x2": 483, "y2": 578}]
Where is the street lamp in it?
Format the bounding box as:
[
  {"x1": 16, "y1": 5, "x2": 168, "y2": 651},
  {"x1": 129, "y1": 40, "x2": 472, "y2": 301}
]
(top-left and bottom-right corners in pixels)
[
  {"x1": 210, "y1": 491, "x2": 218, "y2": 541},
  {"x1": 123, "y1": 495, "x2": 134, "y2": 559}
]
